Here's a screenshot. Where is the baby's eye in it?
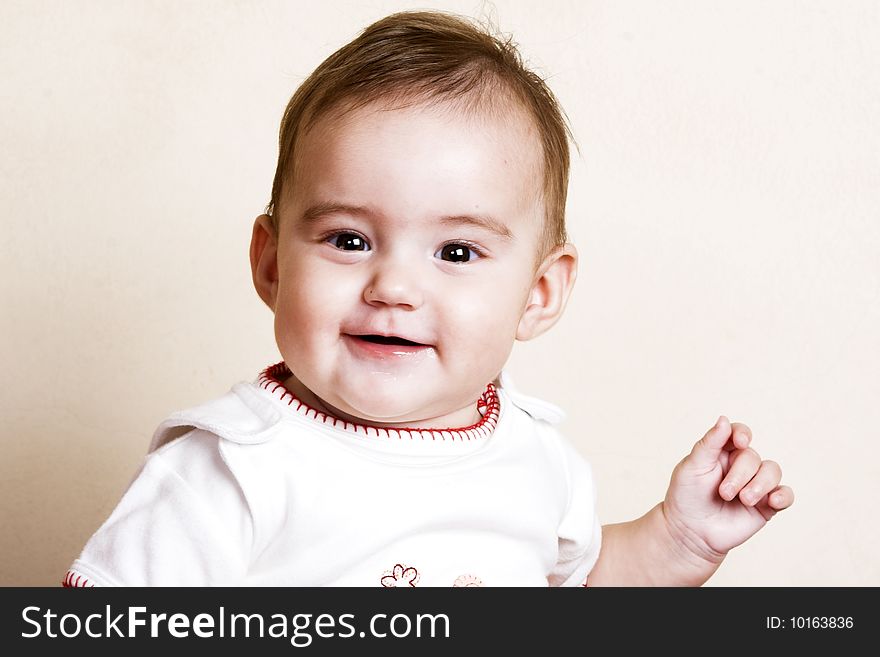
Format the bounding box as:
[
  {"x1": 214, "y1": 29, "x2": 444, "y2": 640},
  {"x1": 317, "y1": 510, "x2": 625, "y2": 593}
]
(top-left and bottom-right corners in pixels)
[
  {"x1": 435, "y1": 243, "x2": 481, "y2": 263},
  {"x1": 329, "y1": 232, "x2": 370, "y2": 251}
]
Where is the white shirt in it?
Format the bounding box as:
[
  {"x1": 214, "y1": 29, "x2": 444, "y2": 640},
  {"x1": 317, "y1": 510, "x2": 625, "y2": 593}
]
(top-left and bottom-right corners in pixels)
[{"x1": 65, "y1": 364, "x2": 600, "y2": 587}]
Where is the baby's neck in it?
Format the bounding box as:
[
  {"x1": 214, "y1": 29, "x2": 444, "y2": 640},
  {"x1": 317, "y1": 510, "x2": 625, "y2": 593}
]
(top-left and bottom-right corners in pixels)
[{"x1": 281, "y1": 374, "x2": 482, "y2": 430}]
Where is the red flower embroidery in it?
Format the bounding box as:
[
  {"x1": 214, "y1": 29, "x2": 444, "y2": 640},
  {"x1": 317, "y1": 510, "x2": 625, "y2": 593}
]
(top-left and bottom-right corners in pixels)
[
  {"x1": 452, "y1": 574, "x2": 483, "y2": 587},
  {"x1": 381, "y1": 564, "x2": 419, "y2": 587}
]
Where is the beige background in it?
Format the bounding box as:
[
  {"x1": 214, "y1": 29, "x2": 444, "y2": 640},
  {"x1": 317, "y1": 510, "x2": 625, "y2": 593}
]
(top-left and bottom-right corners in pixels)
[{"x1": 2, "y1": 0, "x2": 877, "y2": 586}]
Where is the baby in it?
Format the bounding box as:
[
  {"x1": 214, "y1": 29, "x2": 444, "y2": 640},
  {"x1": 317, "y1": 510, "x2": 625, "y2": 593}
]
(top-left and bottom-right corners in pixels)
[{"x1": 64, "y1": 10, "x2": 792, "y2": 587}]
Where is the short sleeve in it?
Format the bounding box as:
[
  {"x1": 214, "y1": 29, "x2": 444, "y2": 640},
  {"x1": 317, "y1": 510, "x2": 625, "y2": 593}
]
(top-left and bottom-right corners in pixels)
[
  {"x1": 547, "y1": 436, "x2": 602, "y2": 587},
  {"x1": 64, "y1": 430, "x2": 253, "y2": 586}
]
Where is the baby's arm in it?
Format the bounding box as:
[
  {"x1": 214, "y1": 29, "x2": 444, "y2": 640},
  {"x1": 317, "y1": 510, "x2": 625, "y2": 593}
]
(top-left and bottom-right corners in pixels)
[
  {"x1": 587, "y1": 416, "x2": 794, "y2": 586},
  {"x1": 65, "y1": 430, "x2": 251, "y2": 586}
]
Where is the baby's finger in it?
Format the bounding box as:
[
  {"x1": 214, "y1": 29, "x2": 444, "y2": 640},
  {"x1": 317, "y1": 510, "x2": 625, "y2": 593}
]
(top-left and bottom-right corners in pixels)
[
  {"x1": 767, "y1": 484, "x2": 794, "y2": 510},
  {"x1": 729, "y1": 422, "x2": 752, "y2": 450},
  {"x1": 718, "y1": 448, "x2": 762, "y2": 501},
  {"x1": 688, "y1": 416, "x2": 733, "y2": 469},
  {"x1": 754, "y1": 485, "x2": 795, "y2": 521},
  {"x1": 737, "y1": 460, "x2": 782, "y2": 507}
]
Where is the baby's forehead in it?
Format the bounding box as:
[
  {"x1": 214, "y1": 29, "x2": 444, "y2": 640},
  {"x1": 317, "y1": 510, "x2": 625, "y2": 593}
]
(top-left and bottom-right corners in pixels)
[
  {"x1": 310, "y1": 92, "x2": 541, "y2": 158},
  {"x1": 296, "y1": 95, "x2": 544, "y2": 194},
  {"x1": 292, "y1": 100, "x2": 542, "y2": 221}
]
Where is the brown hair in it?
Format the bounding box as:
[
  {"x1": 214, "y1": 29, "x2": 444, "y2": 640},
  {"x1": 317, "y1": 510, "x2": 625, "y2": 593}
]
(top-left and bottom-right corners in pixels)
[{"x1": 267, "y1": 10, "x2": 575, "y2": 256}]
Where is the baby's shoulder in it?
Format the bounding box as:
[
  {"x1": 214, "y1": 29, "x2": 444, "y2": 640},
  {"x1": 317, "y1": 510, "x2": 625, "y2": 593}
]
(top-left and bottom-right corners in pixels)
[
  {"x1": 498, "y1": 370, "x2": 566, "y2": 425},
  {"x1": 149, "y1": 382, "x2": 284, "y2": 453},
  {"x1": 497, "y1": 373, "x2": 591, "y2": 472}
]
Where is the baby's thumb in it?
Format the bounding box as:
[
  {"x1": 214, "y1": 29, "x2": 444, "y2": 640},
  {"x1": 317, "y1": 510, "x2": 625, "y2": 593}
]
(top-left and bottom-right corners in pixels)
[{"x1": 687, "y1": 416, "x2": 732, "y2": 469}]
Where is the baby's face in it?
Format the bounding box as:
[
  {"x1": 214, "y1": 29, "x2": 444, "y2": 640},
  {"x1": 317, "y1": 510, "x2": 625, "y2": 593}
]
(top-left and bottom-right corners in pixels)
[{"x1": 263, "y1": 99, "x2": 556, "y2": 427}]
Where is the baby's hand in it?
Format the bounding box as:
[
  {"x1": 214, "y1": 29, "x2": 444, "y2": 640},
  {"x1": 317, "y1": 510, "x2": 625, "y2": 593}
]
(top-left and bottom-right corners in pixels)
[{"x1": 662, "y1": 416, "x2": 794, "y2": 562}]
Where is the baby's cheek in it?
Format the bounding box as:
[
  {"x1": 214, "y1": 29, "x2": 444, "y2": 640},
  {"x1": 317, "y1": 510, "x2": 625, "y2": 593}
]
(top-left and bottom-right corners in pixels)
[
  {"x1": 449, "y1": 301, "x2": 518, "y2": 368},
  {"x1": 273, "y1": 290, "x2": 324, "y2": 347}
]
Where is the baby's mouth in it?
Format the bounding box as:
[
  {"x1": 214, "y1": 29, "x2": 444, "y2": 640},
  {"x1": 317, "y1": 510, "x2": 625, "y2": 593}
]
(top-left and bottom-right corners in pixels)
[
  {"x1": 355, "y1": 334, "x2": 426, "y2": 347},
  {"x1": 343, "y1": 333, "x2": 434, "y2": 357}
]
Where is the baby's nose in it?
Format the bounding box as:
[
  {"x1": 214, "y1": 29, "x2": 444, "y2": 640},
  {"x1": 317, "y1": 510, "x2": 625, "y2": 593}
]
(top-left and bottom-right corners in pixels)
[{"x1": 363, "y1": 260, "x2": 424, "y2": 309}]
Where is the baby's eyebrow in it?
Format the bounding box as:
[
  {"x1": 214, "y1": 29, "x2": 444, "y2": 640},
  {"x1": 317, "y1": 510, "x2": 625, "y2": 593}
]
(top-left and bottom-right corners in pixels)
[
  {"x1": 300, "y1": 201, "x2": 513, "y2": 240},
  {"x1": 300, "y1": 202, "x2": 374, "y2": 224},
  {"x1": 438, "y1": 214, "x2": 513, "y2": 240}
]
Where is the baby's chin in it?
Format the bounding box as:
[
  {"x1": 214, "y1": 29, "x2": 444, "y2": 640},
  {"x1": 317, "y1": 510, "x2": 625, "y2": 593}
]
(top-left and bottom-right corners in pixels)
[
  {"x1": 282, "y1": 369, "x2": 426, "y2": 426},
  {"x1": 326, "y1": 394, "x2": 442, "y2": 428},
  {"x1": 324, "y1": 389, "x2": 481, "y2": 430}
]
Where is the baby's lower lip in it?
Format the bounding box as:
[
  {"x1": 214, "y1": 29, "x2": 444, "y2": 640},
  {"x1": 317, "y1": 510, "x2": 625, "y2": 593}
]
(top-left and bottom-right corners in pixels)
[{"x1": 342, "y1": 334, "x2": 433, "y2": 359}]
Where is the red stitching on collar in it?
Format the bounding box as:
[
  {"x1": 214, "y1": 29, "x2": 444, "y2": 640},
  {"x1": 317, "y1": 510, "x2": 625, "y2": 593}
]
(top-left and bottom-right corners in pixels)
[{"x1": 257, "y1": 362, "x2": 499, "y2": 441}]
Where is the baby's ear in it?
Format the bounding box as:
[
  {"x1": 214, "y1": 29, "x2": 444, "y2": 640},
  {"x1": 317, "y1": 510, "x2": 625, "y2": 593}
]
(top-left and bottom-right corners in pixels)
[
  {"x1": 516, "y1": 243, "x2": 578, "y2": 341},
  {"x1": 249, "y1": 214, "x2": 279, "y2": 311}
]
